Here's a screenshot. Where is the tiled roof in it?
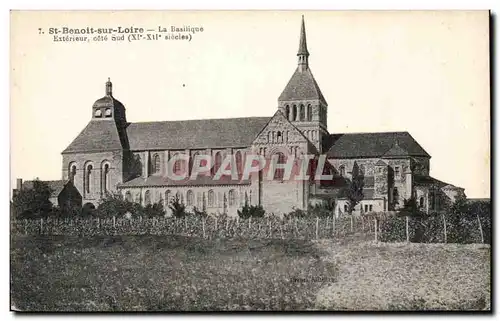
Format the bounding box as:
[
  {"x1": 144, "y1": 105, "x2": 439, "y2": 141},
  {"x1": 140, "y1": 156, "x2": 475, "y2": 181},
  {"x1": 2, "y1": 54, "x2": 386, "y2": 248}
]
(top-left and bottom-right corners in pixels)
[
  {"x1": 278, "y1": 67, "x2": 327, "y2": 104},
  {"x1": 382, "y1": 143, "x2": 410, "y2": 157},
  {"x1": 413, "y1": 175, "x2": 454, "y2": 188},
  {"x1": 324, "y1": 131, "x2": 430, "y2": 158},
  {"x1": 22, "y1": 180, "x2": 67, "y2": 197},
  {"x1": 118, "y1": 175, "x2": 252, "y2": 188},
  {"x1": 62, "y1": 120, "x2": 124, "y2": 154},
  {"x1": 126, "y1": 117, "x2": 270, "y2": 151}
]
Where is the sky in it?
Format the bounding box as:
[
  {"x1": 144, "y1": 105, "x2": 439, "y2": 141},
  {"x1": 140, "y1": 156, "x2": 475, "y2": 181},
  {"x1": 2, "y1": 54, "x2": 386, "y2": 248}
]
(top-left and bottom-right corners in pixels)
[{"x1": 10, "y1": 10, "x2": 490, "y2": 198}]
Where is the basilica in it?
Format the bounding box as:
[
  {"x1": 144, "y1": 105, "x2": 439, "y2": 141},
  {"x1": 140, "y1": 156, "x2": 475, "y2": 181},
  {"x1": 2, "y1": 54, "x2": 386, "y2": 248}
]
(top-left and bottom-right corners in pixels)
[{"x1": 57, "y1": 17, "x2": 465, "y2": 216}]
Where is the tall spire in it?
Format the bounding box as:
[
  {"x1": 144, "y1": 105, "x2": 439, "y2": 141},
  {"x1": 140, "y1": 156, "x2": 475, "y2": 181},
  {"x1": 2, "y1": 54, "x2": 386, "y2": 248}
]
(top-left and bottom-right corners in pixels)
[
  {"x1": 105, "y1": 77, "x2": 112, "y2": 96},
  {"x1": 297, "y1": 15, "x2": 309, "y2": 72}
]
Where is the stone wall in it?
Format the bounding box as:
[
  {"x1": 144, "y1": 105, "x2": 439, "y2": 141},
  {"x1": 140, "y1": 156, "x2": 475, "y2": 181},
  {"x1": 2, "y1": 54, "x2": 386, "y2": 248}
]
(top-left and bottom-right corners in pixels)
[
  {"x1": 119, "y1": 184, "x2": 253, "y2": 217},
  {"x1": 62, "y1": 150, "x2": 124, "y2": 206}
]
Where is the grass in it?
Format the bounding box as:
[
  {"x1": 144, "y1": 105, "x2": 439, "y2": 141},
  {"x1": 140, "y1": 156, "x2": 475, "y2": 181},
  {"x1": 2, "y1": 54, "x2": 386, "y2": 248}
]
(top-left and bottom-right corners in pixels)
[{"x1": 11, "y1": 234, "x2": 491, "y2": 311}]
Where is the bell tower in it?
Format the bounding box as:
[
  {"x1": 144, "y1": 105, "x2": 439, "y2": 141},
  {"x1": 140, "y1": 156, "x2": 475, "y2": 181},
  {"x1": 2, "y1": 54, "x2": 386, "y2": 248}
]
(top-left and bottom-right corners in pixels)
[{"x1": 278, "y1": 16, "x2": 329, "y2": 153}]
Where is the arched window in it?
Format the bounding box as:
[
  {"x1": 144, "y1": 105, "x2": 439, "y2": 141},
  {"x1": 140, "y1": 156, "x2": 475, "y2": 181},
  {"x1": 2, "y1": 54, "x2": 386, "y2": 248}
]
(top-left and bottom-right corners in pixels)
[
  {"x1": 173, "y1": 153, "x2": 182, "y2": 175},
  {"x1": 212, "y1": 152, "x2": 222, "y2": 175},
  {"x1": 144, "y1": 190, "x2": 151, "y2": 205},
  {"x1": 152, "y1": 154, "x2": 160, "y2": 174},
  {"x1": 105, "y1": 108, "x2": 112, "y2": 117},
  {"x1": 235, "y1": 151, "x2": 243, "y2": 178},
  {"x1": 299, "y1": 104, "x2": 305, "y2": 120},
  {"x1": 359, "y1": 164, "x2": 365, "y2": 175},
  {"x1": 419, "y1": 197, "x2": 424, "y2": 208},
  {"x1": 344, "y1": 204, "x2": 348, "y2": 212},
  {"x1": 307, "y1": 104, "x2": 312, "y2": 121},
  {"x1": 274, "y1": 152, "x2": 286, "y2": 180},
  {"x1": 158, "y1": 191, "x2": 163, "y2": 205},
  {"x1": 277, "y1": 131, "x2": 282, "y2": 143},
  {"x1": 292, "y1": 105, "x2": 297, "y2": 121},
  {"x1": 175, "y1": 191, "x2": 183, "y2": 204},
  {"x1": 68, "y1": 163, "x2": 77, "y2": 182},
  {"x1": 339, "y1": 165, "x2": 345, "y2": 177},
  {"x1": 125, "y1": 191, "x2": 132, "y2": 202},
  {"x1": 94, "y1": 109, "x2": 102, "y2": 118},
  {"x1": 186, "y1": 190, "x2": 194, "y2": 206},
  {"x1": 102, "y1": 163, "x2": 110, "y2": 194},
  {"x1": 208, "y1": 190, "x2": 215, "y2": 207},
  {"x1": 165, "y1": 190, "x2": 171, "y2": 207},
  {"x1": 285, "y1": 105, "x2": 290, "y2": 119},
  {"x1": 85, "y1": 163, "x2": 93, "y2": 195},
  {"x1": 197, "y1": 192, "x2": 203, "y2": 208},
  {"x1": 228, "y1": 189, "x2": 236, "y2": 207}
]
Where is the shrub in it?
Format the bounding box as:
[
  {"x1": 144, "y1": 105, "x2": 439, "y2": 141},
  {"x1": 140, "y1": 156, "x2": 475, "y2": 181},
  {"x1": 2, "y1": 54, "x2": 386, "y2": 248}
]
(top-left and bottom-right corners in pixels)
[
  {"x1": 96, "y1": 193, "x2": 132, "y2": 218},
  {"x1": 285, "y1": 208, "x2": 307, "y2": 219},
  {"x1": 308, "y1": 203, "x2": 334, "y2": 218},
  {"x1": 237, "y1": 203, "x2": 265, "y2": 219},
  {"x1": 12, "y1": 179, "x2": 54, "y2": 219},
  {"x1": 144, "y1": 202, "x2": 165, "y2": 218},
  {"x1": 82, "y1": 202, "x2": 97, "y2": 217},
  {"x1": 192, "y1": 207, "x2": 208, "y2": 218},
  {"x1": 169, "y1": 195, "x2": 187, "y2": 218}
]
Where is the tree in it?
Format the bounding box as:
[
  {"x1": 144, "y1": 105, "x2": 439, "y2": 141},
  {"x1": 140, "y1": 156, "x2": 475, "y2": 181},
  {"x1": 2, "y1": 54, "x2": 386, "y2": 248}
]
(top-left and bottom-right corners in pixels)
[
  {"x1": 96, "y1": 193, "x2": 131, "y2": 218},
  {"x1": 309, "y1": 201, "x2": 335, "y2": 218},
  {"x1": 341, "y1": 162, "x2": 364, "y2": 214},
  {"x1": 399, "y1": 197, "x2": 426, "y2": 218},
  {"x1": 237, "y1": 201, "x2": 265, "y2": 219},
  {"x1": 169, "y1": 194, "x2": 186, "y2": 218},
  {"x1": 12, "y1": 179, "x2": 54, "y2": 219},
  {"x1": 144, "y1": 202, "x2": 165, "y2": 218}
]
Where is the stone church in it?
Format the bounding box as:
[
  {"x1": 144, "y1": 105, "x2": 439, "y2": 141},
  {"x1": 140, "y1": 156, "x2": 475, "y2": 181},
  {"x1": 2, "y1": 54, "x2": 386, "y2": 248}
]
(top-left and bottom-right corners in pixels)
[{"x1": 60, "y1": 17, "x2": 465, "y2": 216}]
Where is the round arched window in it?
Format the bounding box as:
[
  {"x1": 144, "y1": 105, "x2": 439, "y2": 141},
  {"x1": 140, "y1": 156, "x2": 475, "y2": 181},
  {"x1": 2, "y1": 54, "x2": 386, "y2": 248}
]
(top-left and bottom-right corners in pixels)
[
  {"x1": 94, "y1": 109, "x2": 102, "y2": 117},
  {"x1": 105, "y1": 108, "x2": 112, "y2": 117}
]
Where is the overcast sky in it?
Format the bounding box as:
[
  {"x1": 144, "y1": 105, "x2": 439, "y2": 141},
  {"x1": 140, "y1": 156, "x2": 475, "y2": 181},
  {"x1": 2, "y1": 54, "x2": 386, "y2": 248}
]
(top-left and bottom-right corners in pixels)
[{"x1": 10, "y1": 10, "x2": 490, "y2": 198}]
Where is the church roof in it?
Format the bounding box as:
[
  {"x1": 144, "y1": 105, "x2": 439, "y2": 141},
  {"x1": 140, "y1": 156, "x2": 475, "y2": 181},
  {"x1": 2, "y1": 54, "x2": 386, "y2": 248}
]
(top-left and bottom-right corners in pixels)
[
  {"x1": 382, "y1": 142, "x2": 410, "y2": 157},
  {"x1": 62, "y1": 120, "x2": 125, "y2": 154},
  {"x1": 278, "y1": 67, "x2": 327, "y2": 104},
  {"x1": 297, "y1": 15, "x2": 309, "y2": 56},
  {"x1": 126, "y1": 116, "x2": 270, "y2": 151},
  {"x1": 413, "y1": 175, "x2": 453, "y2": 188},
  {"x1": 324, "y1": 131, "x2": 430, "y2": 158}
]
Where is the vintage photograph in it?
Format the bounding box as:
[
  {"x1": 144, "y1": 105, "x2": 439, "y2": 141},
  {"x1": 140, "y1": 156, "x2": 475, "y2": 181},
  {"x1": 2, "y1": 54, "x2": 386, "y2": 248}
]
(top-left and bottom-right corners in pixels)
[{"x1": 10, "y1": 10, "x2": 491, "y2": 311}]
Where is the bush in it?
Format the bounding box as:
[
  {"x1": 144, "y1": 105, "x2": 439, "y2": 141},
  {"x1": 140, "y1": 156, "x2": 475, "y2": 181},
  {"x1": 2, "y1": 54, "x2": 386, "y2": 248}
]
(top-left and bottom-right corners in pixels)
[
  {"x1": 96, "y1": 194, "x2": 132, "y2": 218},
  {"x1": 285, "y1": 208, "x2": 308, "y2": 219},
  {"x1": 308, "y1": 203, "x2": 334, "y2": 218},
  {"x1": 144, "y1": 202, "x2": 165, "y2": 218},
  {"x1": 237, "y1": 203, "x2": 265, "y2": 219},
  {"x1": 169, "y1": 195, "x2": 186, "y2": 218},
  {"x1": 82, "y1": 202, "x2": 97, "y2": 217},
  {"x1": 192, "y1": 207, "x2": 208, "y2": 218},
  {"x1": 12, "y1": 179, "x2": 54, "y2": 219}
]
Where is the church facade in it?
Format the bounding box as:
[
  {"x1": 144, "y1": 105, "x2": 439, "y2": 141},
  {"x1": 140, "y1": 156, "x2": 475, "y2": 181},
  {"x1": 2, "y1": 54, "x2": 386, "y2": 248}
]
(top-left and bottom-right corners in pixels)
[{"x1": 60, "y1": 17, "x2": 465, "y2": 217}]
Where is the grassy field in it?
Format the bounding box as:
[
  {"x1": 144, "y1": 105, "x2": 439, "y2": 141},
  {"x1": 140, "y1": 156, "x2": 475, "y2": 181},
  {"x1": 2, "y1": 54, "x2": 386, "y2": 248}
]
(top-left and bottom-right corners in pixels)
[{"x1": 11, "y1": 234, "x2": 491, "y2": 311}]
